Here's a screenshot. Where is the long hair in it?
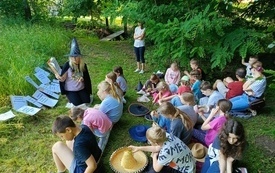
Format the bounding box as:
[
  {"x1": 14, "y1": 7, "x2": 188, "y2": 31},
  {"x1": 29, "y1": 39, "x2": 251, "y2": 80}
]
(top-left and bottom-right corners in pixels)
[
  {"x1": 69, "y1": 57, "x2": 85, "y2": 73},
  {"x1": 217, "y1": 99, "x2": 232, "y2": 118},
  {"x1": 219, "y1": 119, "x2": 246, "y2": 159},
  {"x1": 98, "y1": 80, "x2": 121, "y2": 102},
  {"x1": 158, "y1": 102, "x2": 193, "y2": 131},
  {"x1": 106, "y1": 71, "x2": 123, "y2": 97}
]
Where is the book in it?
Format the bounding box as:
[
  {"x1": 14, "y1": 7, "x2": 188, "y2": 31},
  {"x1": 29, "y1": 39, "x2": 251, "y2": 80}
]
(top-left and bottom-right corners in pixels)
[{"x1": 47, "y1": 57, "x2": 62, "y2": 76}]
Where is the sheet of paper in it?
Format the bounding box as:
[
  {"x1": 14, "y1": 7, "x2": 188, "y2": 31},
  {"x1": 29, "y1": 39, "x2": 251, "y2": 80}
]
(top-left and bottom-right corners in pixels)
[
  {"x1": 25, "y1": 96, "x2": 43, "y2": 108},
  {"x1": 32, "y1": 90, "x2": 58, "y2": 108},
  {"x1": 40, "y1": 83, "x2": 60, "y2": 93},
  {"x1": 25, "y1": 76, "x2": 39, "y2": 89},
  {"x1": 38, "y1": 86, "x2": 59, "y2": 99},
  {"x1": 35, "y1": 71, "x2": 51, "y2": 84},
  {"x1": 0, "y1": 110, "x2": 16, "y2": 121},
  {"x1": 35, "y1": 67, "x2": 50, "y2": 77},
  {"x1": 52, "y1": 79, "x2": 59, "y2": 84},
  {"x1": 10, "y1": 95, "x2": 27, "y2": 110},
  {"x1": 17, "y1": 106, "x2": 41, "y2": 116}
]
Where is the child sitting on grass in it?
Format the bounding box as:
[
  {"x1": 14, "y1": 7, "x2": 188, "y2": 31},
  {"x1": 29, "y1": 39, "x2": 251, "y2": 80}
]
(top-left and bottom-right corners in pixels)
[
  {"x1": 153, "y1": 81, "x2": 172, "y2": 105},
  {"x1": 158, "y1": 102, "x2": 194, "y2": 145},
  {"x1": 128, "y1": 125, "x2": 196, "y2": 173},
  {"x1": 70, "y1": 107, "x2": 112, "y2": 151},
  {"x1": 201, "y1": 119, "x2": 246, "y2": 173},
  {"x1": 137, "y1": 73, "x2": 160, "y2": 96},
  {"x1": 51, "y1": 116, "x2": 102, "y2": 173},
  {"x1": 193, "y1": 99, "x2": 232, "y2": 147},
  {"x1": 184, "y1": 58, "x2": 206, "y2": 81},
  {"x1": 164, "y1": 62, "x2": 181, "y2": 85}
]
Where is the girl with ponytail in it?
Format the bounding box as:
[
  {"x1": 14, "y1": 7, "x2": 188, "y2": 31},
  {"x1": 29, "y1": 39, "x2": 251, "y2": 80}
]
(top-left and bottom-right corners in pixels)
[
  {"x1": 193, "y1": 99, "x2": 232, "y2": 146},
  {"x1": 158, "y1": 102, "x2": 193, "y2": 145},
  {"x1": 97, "y1": 81, "x2": 123, "y2": 124}
]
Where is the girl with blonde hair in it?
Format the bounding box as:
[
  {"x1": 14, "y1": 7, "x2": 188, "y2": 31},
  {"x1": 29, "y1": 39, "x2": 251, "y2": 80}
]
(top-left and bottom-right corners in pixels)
[
  {"x1": 158, "y1": 102, "x2": 193, "y2": 144},
  {"x1": 97, "y1": 81, "x2": 123, "y2": 124}
]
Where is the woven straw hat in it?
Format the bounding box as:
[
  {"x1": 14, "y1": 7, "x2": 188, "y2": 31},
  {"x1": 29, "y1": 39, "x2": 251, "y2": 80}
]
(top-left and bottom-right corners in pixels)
[
  {"x1": 189, "y1": 143, "x2": 208, "y2": 162},
  {"x1": 109, "y1": 147, "x2": 148, "y2": 173}
]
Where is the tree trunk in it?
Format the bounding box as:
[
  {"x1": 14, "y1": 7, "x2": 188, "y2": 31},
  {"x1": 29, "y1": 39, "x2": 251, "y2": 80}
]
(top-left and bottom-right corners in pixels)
[
  {"x1": 23, "y1": 0, "x2": 32, "y2": 21},
  {"x1": 105, "y1": 17, "x2": 109, "y2": 29},
  {"x1": 122, "y1": 17, "x2": 128, "y2": 37}
]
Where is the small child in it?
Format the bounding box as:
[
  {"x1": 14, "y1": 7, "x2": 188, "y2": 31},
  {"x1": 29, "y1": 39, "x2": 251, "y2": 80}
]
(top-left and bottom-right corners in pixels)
[
  {"x1": 51, "y1": 116, "x2": 102, "y2": 173},
  {"x1": 153, "y1": 81, "x2": 172, "y2": 105},
  {"x1": 193, "y1": 99, "x2": 232, "y2": 147},
  {"x1": 202, "y1": 119, "x2": 246, "y2": 173},
  {"x1": 184, "y1": 58, "x2": 206, "y2": 81},
  {"x1": 150, "y1": 110, "x2": 171, "y2": 133},
  {"x1": 137, "y1": 74, "x2": 160, "y2": 96},
  {"x1": 128, "y1": 126, "x2": 196, "y2": 173},
  {"x1": 169, "y1": 75, "x2": 192, "y2": 107},
  {"x1": 113, "y1": 66, "x2": 127, "y2": 95},
  {"x1": 241, "y1": 55, "x2": 258, "y2": 78},
  {"x1": 164, "y1": 62, "x2": 181, "y2": 85},
  {"x1": 177, "y1": 92, "x2": 198, "y2": 127},
  {"x1": 158, "y1": 102, "x2": 194, "y2": 145},
  {"x1": 190, "y1": 69, "x2": 203, "y2": 102},
  {"x1": 70, "y1": 107, "x2": 112, "y2": 151}
]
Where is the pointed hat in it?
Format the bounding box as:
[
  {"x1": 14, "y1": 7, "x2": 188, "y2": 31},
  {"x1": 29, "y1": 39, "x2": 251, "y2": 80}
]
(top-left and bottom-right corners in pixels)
[{"x1": 68, "y1": 38, "x2": 82, "y2": 57}]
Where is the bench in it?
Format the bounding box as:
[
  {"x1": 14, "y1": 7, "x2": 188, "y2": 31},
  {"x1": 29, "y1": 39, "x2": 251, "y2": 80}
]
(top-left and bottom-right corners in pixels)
[{"x1": 100, "y1": 30, "x2": 124, "y2": 41}]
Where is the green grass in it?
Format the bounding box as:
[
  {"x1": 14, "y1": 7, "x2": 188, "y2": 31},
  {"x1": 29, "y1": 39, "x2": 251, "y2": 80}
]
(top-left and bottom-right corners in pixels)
[{"x1": 0, "y1": 22, "x2": 274, "y2": 173}]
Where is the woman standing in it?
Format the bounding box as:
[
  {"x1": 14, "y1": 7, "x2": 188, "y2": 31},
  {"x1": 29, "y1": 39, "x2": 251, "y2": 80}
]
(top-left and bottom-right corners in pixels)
[
  {"x1": 133, "y1": 21, "x2": 146, "y2": 74},
  {"x1": 56, "y1": 38, "x2": 92, "y2": 106}
]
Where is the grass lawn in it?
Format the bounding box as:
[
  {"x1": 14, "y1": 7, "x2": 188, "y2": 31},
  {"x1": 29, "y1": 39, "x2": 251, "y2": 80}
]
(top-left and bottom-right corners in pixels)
[{"x1": 0, "y1": 34, "x2": 274, "y2": 173}]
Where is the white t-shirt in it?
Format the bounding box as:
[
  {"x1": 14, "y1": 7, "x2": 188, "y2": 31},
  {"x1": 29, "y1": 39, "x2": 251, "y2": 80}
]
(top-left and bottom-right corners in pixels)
[
  {"x1": 157, "y1": 134, "x2": 196, "y2": 173},
  {"x1": 134, "y1": 26, "x2": 145, "y2": 47}
]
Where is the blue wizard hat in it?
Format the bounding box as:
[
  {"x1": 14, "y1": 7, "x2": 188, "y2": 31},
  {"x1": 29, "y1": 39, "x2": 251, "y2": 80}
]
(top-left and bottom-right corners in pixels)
[{"x1": 67, "y1": 38, "x2": 82, "y2": 57}]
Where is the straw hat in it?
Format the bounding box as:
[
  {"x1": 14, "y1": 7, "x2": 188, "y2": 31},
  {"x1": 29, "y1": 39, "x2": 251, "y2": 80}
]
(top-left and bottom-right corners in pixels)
[
  {"x1": 128, "y1": 103, "x2": 150, "y2": 117},
  {"x1": 189, "y1": 143, "x2": 208, "y2": 162},
  {"x1": 109, "y1": 147, "x2": 148, "y2": 173}
]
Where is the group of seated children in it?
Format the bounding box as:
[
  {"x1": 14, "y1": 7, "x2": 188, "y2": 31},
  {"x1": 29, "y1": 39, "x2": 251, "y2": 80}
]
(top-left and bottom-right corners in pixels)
[
  {"x1": 132, "y1": 56, "x2": 266, "y2": 172},
  {"x1": 51, "y1": 54, "x2": 265, "y2": 173},
  {"x1": 52, "y1": 64, "x2": 128, "y2": 173}
]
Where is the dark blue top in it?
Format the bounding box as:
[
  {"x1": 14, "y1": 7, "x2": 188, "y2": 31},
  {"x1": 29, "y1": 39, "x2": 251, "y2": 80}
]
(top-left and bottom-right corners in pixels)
[{"x1": 73, "y1": 125, "x2": 102, "y2": 172}]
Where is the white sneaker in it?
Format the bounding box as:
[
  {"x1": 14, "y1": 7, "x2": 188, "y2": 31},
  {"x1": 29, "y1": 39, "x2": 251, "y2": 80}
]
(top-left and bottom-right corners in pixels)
[
  {"x1": 139, "y1": 70, "x2": 144, "y2": 74},
  {"x1": 134, "y1": 68, "x2": 140, "y2": 72},
  {"x1": 137, "y1": 90, "x2": 146, "y2": 95},
  {"x1": 122, "y1": 97, "x2": 127, "y2": 104}
]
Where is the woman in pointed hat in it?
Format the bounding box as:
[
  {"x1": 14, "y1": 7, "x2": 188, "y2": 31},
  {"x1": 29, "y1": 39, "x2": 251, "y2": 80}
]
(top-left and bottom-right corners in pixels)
[{"x1": 56, "y1": 38, "x2": 92, "y2": 106}]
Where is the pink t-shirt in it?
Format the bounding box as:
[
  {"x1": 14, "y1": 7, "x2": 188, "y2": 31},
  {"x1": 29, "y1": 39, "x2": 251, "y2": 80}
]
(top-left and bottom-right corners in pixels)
[
  {"x1": 204, "y1": 116, "x2": 227, "y2": 146},
  {"x1": 164, "y1": 68, "x2": 181, "y2": 85},
  {"x1": 153, "y1": 90, "x2": 172, "y2": 103},
  {"x1": 83, "y1": 108, "x2": 112, "y2": 134}
]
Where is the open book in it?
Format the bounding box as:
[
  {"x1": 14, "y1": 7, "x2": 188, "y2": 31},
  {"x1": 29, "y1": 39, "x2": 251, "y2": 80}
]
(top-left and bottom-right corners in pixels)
[{"x1": 47, "y1": 57, "x2": 62, "y2": 76}]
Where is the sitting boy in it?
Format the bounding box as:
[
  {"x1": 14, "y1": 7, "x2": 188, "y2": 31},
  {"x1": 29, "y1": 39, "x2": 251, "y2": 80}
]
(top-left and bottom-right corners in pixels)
[
  {"x1": 129, "y1": 126, "x2": 195, "y2": 173},
  {"x1": 213, "y1": 67, "x2": 246, "y2": 99},
  {"x1": 51, "y1": 116, "x2": 102, "y2": 173}
]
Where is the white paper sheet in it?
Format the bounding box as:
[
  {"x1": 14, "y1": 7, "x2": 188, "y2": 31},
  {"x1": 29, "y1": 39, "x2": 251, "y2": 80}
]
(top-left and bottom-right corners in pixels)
[
  {"x1": 32, "y1": 90, "x2": 58, "y2": 108},
  {"x1": 38, "y1": 86, "x2": 60, "y2": 99},
  {"x1": 39, "y1": 83, "x2": 60, "y2": 93},
  {"x1": 17, "y1": 106, "x2": 41, "y2": 116},
  {"x1": 10, "y1": 95, "x2": 27, "y2": 110},
  {"x1": 25, "y1": 76, "x2": 39, "y2": 89},
  {"x1": 35, "y1": 71, "x2": 51, "y2": 84},
  {"x1": 0, "y1": 110, "x2": 16, "y2": 121},
  {"x1": 35, "y1": 67, "x2": 50, "y2": 77},
  {"x1": 25, "y1": 96, "x2": 43, "y2": 108}
]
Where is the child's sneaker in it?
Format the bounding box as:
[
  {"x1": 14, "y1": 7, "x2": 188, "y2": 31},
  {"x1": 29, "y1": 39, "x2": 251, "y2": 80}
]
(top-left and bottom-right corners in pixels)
[
  {"x1": 139, "y1": 70, "x2": 144, "y2": 74},
  {"x1": 134, "y1": 68, "x2": 140, "y2": 72},
  {"x1": 144, "y1": 114, "x2": 153, "y2": 121},
  {"x1": 136, "y1": 90, "x2": 146, "y2": 95}
]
